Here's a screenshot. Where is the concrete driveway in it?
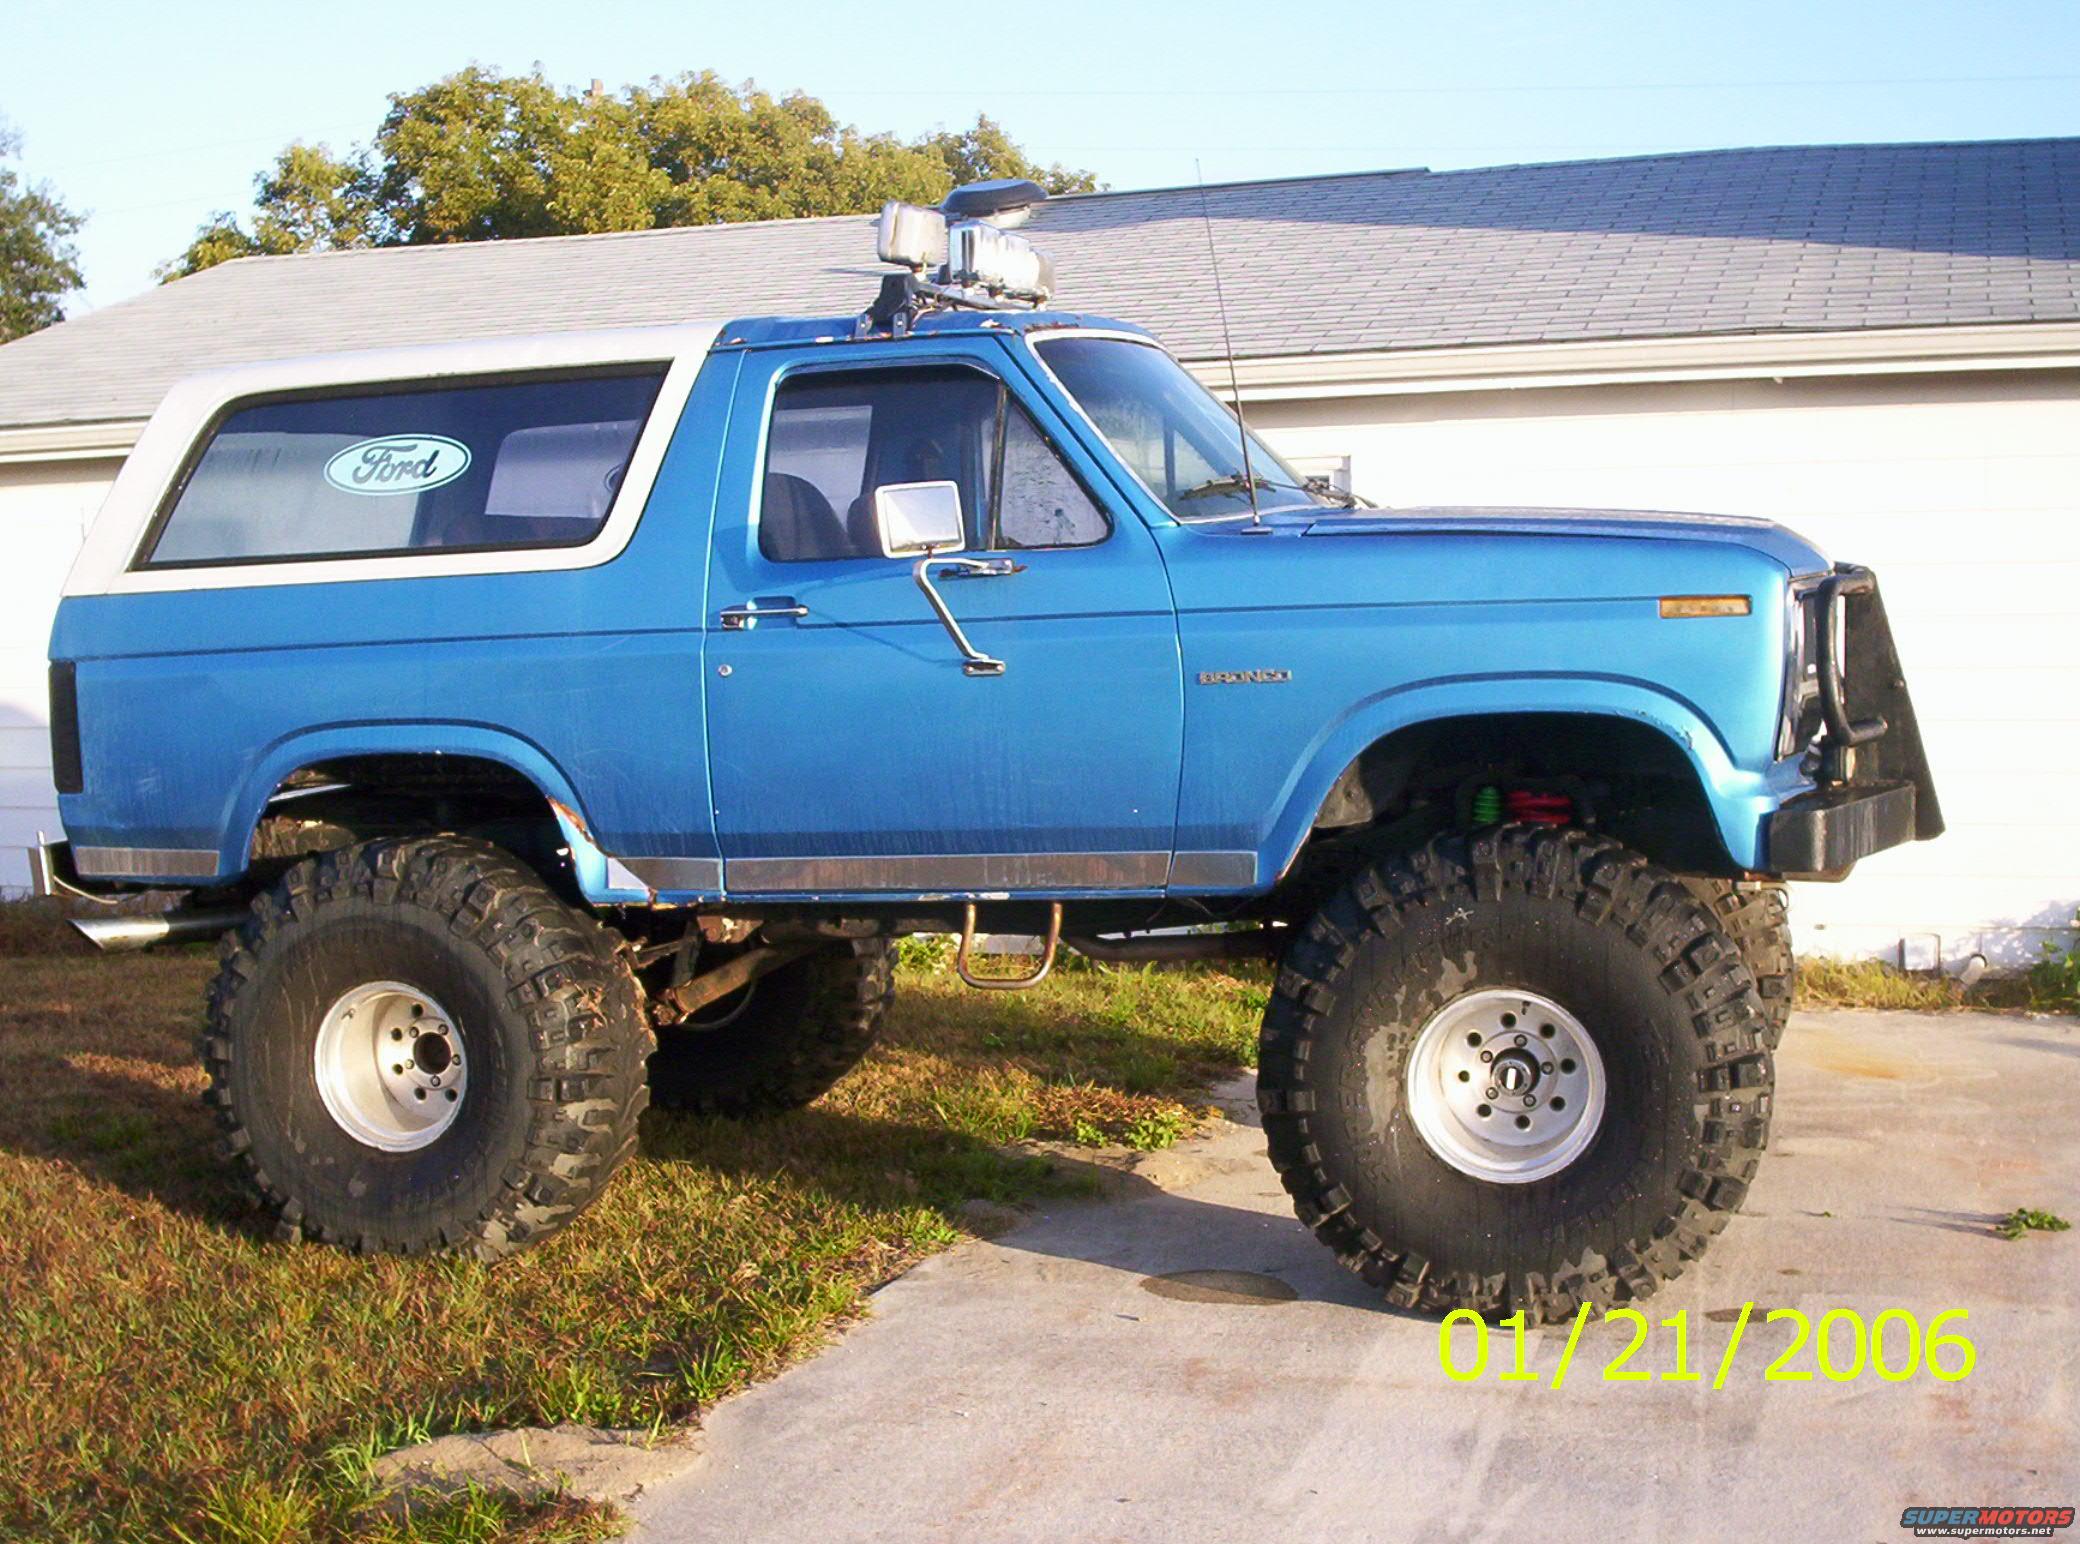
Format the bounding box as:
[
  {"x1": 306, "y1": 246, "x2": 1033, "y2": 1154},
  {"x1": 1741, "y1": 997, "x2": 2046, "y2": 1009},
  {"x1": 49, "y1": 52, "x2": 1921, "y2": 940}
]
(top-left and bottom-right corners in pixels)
[{"x1": 631, "y1": 1010, "x2": 2079, "y2": 1543}]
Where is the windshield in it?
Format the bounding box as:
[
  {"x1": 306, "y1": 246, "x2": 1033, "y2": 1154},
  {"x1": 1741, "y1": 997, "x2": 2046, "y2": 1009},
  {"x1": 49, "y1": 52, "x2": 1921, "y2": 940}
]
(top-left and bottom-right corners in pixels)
[{"x1": 1034, "y1": 335, "x2": 1348, "y2": 521}]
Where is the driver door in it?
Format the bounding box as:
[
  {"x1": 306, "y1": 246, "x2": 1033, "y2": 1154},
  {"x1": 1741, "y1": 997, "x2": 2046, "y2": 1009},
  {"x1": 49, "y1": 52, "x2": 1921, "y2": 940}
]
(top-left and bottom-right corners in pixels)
[{"x1": 702, "y1": 340, "x2": 1184, "y2": 897}]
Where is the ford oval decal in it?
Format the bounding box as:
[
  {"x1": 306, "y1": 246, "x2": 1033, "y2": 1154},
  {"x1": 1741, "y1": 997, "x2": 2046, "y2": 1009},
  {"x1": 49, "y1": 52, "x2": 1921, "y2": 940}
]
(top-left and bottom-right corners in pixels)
[{"x1": 322, "y1": 435, "x2": 473, "y2": 496}]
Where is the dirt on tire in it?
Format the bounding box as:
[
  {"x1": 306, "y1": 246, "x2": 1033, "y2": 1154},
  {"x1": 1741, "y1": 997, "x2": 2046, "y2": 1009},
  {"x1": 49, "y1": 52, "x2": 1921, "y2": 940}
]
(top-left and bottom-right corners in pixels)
[
  {"x1": 201, "y1": 836, "x2": 652, "y2": 1259},
  {"x1": 647, "y1": 939, "x2": 894, "y2": 1118},
  {"x1": 1258, "y1": 826, "x2": 1773, "y2": 1325}
]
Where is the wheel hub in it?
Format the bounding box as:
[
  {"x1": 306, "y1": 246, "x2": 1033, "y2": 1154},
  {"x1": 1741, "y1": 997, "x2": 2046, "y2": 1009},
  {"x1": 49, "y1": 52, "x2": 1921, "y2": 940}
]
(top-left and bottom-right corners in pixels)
[
  {"x1": 313, "y1": 981, "x2": 467, "y2": 1152},
  {"x1": 1403, "y1": 988, "x2": 1606, "y2": 1184},
  {"x1": 1490, "y1": 1049, "x2": 1540, "y2": 1096}
]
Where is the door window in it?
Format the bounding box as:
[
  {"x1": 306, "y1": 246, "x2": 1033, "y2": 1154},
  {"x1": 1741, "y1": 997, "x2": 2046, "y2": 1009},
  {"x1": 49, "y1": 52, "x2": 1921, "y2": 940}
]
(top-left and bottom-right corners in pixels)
[
  {"x1": 759, "y1": 365, "x2": 1108, "y2": 561},
  {"x1": 994, "y1": 402, "x2": 1110, "y2": 550}
]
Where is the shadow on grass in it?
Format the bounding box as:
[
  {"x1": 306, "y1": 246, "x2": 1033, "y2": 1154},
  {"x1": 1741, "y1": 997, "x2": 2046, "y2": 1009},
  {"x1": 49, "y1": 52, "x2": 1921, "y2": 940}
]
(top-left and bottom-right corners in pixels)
[
  {"x1": 0, "y1": 952, "x2": 254, "y2": 1228},
  {"x1": 0, "y1": 946, "x2": 1312, "y2": 1330},
  {"x1": 0, "y1": 951, "x2": 1266, "y2": 1252},
  {"x1": 0, "y1": 950, "x2": 1294, "y2": 1540}
]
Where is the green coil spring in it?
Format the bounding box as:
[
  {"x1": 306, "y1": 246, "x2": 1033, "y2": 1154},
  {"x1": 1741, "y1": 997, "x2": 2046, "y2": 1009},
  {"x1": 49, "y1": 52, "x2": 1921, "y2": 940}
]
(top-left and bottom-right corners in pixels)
[{"x1": 1471, "y1": 784, "x2": 1503, "y2": 826}]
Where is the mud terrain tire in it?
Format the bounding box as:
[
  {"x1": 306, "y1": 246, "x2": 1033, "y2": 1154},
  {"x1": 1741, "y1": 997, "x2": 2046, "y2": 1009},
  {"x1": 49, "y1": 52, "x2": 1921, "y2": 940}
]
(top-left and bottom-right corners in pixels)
[
  {"x1": 201, "y1": 837, "x2": 651, "y2": 1259},
  {"x1": 1259, "y1": 827, "x2": 1773, "y2": 1325},
  {"x1": 1680, "y1": 877, "x2": 1795, "y2": 1047},
  {"x1": 647, "y1": 940, "x2": 894, "y2": 1117}
]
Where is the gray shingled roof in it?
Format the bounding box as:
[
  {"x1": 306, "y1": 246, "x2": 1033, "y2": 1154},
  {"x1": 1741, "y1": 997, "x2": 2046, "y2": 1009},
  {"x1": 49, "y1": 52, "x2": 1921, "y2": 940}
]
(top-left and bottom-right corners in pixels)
[{"x1": 3, "y1": 138, "x2": 2076, "y2": 431}]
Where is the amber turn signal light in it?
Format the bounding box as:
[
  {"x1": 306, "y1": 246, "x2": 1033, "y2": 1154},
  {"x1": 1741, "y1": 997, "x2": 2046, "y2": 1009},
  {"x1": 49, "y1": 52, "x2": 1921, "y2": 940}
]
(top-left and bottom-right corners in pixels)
[{"x1": 1658, "y1": 595, "x2": 1751, "y2": 618}]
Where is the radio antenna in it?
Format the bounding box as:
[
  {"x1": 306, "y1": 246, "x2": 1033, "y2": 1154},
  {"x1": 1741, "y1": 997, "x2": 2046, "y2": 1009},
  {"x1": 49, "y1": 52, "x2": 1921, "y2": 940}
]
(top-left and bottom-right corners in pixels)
[{"x1": 1195, "y1": 160, "x2": 1265, "y2": 531}]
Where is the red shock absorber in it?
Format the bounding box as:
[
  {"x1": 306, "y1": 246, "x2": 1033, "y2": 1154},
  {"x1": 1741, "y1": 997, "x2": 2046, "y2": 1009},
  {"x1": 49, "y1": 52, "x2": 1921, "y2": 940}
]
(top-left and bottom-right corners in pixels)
[{"x1": 1504, "y1": 789, "x2": 1573, "y2": 826}]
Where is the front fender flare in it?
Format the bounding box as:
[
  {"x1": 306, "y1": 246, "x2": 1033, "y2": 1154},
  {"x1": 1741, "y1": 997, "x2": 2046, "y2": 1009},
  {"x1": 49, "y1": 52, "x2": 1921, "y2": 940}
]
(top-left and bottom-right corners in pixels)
[{"x1": 1257, "y1": 675, "x2": 1791, "y2": 884}]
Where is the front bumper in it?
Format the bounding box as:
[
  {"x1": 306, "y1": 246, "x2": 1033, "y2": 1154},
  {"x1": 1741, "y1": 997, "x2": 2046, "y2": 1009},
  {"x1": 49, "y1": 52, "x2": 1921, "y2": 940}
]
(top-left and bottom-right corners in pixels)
[
  {"x1": 1766, "y1": 567, "x2": 1943, "y2": 878},
  {"x1": 1767, "y1": 781, "x2": 1918, "y2": 876}
]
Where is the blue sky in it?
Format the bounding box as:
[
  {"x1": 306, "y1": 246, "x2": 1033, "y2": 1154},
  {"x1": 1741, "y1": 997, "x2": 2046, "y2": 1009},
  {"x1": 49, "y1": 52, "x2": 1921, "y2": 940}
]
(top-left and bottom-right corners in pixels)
[{"x1": 7, "y1": 0, "x2": 2078, "y2": 310}]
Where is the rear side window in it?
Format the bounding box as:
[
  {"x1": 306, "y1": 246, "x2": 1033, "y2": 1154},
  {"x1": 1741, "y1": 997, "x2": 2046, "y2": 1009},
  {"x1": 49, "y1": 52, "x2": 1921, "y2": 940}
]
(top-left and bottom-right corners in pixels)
[{"x1": 142, "y1": 367, "x2": 668, "y2": 567}]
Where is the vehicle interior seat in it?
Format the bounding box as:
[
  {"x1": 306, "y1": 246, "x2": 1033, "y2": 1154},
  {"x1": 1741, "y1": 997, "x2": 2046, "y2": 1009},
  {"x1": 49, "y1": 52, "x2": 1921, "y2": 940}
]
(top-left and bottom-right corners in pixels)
[{"x1": 762, "y1": 472, "x2": 855, "y2": 559}]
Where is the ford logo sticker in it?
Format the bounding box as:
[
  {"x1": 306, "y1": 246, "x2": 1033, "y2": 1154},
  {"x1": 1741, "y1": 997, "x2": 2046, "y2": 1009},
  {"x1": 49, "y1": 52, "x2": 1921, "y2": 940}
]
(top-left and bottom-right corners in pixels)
[{"x1": 322, "y1": 435, "x2": 473, "y2": 497}]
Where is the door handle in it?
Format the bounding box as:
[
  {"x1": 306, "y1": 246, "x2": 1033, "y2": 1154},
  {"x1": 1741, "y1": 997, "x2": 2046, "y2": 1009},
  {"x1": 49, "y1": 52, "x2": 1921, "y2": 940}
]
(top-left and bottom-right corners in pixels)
[
  {"x1": 718, "y1": 600, "x2": 809, "y2": 630},
  {"x1": 939, "y1": 558, "x2": 1025, "y2": 580},
  {"x1": 914, "y1": 557, "x2": 1020, "y2": 676}
]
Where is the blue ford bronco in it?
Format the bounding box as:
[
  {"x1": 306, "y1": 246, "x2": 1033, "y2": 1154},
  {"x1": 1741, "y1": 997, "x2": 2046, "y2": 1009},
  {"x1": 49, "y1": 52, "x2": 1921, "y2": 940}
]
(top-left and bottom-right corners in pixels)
[{"x1": 42, "y1": 183, "x2": 1940, "y2": 1320}]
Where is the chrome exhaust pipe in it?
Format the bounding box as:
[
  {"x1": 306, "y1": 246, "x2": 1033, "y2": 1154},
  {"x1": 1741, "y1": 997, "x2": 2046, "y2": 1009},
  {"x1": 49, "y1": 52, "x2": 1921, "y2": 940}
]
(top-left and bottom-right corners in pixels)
[{"x1": 70, "y1": 907, "x2": 247, "y2": 953}]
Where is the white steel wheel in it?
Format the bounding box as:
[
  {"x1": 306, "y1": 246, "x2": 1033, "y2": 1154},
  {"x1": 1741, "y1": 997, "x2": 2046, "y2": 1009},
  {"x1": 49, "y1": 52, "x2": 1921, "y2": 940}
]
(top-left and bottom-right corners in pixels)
[
  {"x1": 1404, "y1": 988, "x2": 1606, "y2": 1184},
  {"x1": 312, "y1": 980, "x2": 467, "y2": 1152}
]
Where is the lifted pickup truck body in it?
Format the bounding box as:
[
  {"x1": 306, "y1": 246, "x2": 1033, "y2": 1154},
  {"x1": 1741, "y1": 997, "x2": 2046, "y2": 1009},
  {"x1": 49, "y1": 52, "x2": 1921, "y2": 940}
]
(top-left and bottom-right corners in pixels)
[
  {"x1": 50, "y1": 311, "x2": 1931, "y2": 904},
  {"x1": 44, "y1": 194, "x2": 1940, "y2": 1320}
]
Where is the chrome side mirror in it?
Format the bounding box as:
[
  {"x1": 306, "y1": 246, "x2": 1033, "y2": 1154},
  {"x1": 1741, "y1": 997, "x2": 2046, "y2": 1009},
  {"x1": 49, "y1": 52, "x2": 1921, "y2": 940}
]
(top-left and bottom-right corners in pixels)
[{"x1": 872, "y1": 480, "x2": 966, "y2": 558}]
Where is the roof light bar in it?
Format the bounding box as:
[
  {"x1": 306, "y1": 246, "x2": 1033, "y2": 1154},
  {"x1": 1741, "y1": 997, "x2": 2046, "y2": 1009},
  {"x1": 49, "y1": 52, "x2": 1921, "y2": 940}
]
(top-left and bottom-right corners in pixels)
[
  {"x1": 876, "y1": 202, "x2": 946, "y2": 272},
  {"x1": 945, "y1": 220, "x2": 1055, "y2": 305},
  {"x1": 862, "y1": 202, "x2": 1059, "y2": 335}
]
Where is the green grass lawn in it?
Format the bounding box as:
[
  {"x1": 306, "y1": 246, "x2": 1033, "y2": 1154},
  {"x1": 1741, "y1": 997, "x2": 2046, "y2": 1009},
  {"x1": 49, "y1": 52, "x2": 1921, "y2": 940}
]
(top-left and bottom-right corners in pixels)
[
  {"x1": 0, "y1": 936, "x2": 1264, "y2": 1543},
  {"x1": 7, "y1": 892, "x2": 2064, "y2": 1543}
]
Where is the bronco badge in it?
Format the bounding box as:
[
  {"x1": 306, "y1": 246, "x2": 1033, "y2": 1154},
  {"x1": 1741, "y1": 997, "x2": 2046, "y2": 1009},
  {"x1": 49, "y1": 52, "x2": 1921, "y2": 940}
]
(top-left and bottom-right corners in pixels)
[{"x1": 1198, "y1": 669, "x2": 1292, "y2": 685}]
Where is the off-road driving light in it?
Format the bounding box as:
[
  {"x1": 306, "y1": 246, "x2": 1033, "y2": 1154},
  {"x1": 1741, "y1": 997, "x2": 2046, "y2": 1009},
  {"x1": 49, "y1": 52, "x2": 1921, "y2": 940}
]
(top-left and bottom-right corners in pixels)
[
  {"x1": 1659, "y1": 594, "x2": 1752, "y2": 618},
  {"x1": 946, "y1": 220, "x2": 1056, "y2": 303},
  {"x1": 876, "y1": 201, "x2": 946, "y2": 271}
]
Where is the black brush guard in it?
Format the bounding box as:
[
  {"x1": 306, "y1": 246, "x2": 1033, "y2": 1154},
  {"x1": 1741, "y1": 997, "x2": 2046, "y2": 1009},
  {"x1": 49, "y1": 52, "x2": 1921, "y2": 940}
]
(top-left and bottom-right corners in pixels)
[{"x1": 1766, "y1": 566, "x2": 1944, "y2": 877}]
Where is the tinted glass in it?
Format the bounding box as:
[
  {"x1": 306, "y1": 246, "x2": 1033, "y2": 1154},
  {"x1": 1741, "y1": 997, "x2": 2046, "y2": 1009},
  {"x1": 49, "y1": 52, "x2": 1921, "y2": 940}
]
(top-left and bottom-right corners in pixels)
[
  {"x1": 146, "y1": 367, "x2": 668, "y2": 566},
  {"x1": 761, "y1": 368, "x2": 999, "y2": 562},
  {"x1": 1036, "y1": 336, "x2": 1336, "y2": 521},
  {"x1": 761, "y1": 366, "x2": 1107, "y2": 561},
  {"x1": 995, "y1": 401, "x2": 1109, "y2": 550}
]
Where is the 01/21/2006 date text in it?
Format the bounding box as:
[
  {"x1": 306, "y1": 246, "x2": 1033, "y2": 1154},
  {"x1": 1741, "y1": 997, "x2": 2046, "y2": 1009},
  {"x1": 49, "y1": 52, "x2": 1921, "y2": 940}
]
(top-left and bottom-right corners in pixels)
[{"x1": 1438, "y1": 1306, "x2": 1976, "y2": 1390}]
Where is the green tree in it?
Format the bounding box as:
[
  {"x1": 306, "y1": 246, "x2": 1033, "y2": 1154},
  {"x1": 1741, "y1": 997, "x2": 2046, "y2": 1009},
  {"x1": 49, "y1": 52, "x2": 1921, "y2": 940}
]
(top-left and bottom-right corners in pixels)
[
  {"x1": 160, "y1": 142, "x2": 376, "y2": 278},
  {"x1": 162, "y1": 70, "x2": 1097, "y2": 279},
  {"x1": 0, "y1": 123, "x2": 85, "y2": 342},
  {"x1": 920, "y1": 114, "x2": 1098, "y2": 195}
]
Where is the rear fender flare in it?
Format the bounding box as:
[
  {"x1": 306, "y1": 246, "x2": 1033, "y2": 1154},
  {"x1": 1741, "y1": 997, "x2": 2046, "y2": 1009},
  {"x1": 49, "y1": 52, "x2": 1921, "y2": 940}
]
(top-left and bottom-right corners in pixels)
[{"x1": 223, "y1": 723, "x2": 595, "y2": 881}]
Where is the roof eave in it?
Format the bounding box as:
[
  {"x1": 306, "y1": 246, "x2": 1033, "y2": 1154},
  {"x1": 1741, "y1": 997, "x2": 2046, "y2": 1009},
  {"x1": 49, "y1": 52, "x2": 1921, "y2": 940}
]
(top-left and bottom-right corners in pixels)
[
  {"x1": 0, "y1": 419, "x2": 147, "y2": 464},
  {"x1": 4, "y1": 319, "x2": 2079, "y2": 454},
  {"x1": 1191, "y1": 320, "x2": 2080, "y2": 401}
]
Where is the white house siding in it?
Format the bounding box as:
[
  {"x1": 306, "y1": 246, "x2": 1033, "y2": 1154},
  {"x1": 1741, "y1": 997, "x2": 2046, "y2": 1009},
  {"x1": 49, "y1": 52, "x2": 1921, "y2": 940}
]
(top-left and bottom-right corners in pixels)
[
  {"x1": 1252, "y1": 369, "x2": 2080, "y2": 968},
  {"x1": 0, "y1": 458, "x2": 120, "y2": 893}
]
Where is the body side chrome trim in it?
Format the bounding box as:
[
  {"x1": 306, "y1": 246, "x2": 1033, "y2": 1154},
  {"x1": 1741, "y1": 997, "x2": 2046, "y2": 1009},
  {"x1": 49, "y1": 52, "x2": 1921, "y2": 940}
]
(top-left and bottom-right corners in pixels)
[
  {"x1": 726, "y1": 851, "x2": 1171, "y2": 893},
  {"x1": 72, "y1": 845, "x2": 221, "y2": 880},
  {"x1": 1167, "y1": 850, "x2": 1259, "y2": 889},
  {"x1": 618, "y1": 856, "x2": 726, "y2": 892}
]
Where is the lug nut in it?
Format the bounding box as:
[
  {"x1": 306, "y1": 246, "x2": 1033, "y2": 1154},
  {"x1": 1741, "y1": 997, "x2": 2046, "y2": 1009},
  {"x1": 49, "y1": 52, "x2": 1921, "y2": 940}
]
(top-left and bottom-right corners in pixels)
[
  {"x1": 1542, "y1": 1061, "x2": 1555, "y2": 1074},
  {"x1": 1522, "y1": 1096, "x2": 1536, "y2": 1109},
  {"x1": 1480, "y1": 1050, "x2": 1494, "y2": 1062},
  {"x1": 1514, "y1": 1034, "x2": 1527, "y2": 1047},
  {"x1": 1486, "y1": 1086, "x2": 1499, "y2": 1100}
]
